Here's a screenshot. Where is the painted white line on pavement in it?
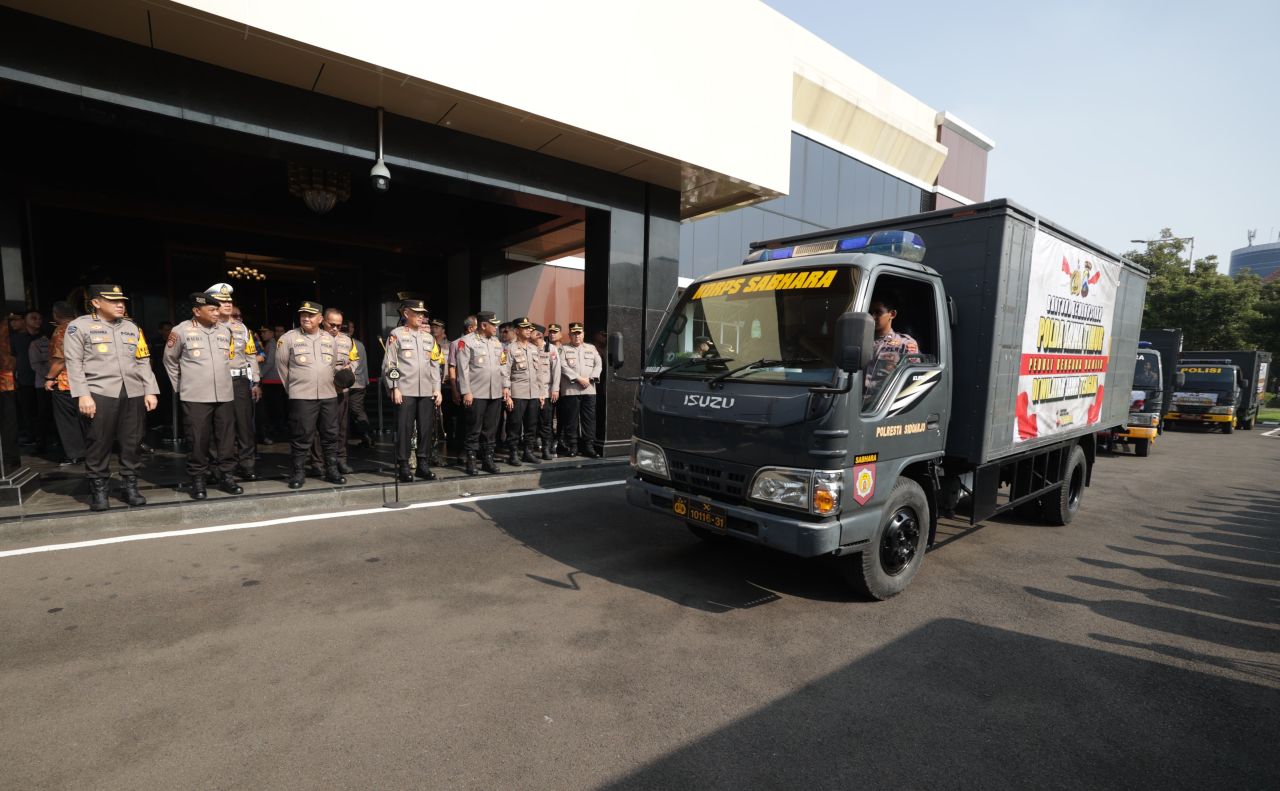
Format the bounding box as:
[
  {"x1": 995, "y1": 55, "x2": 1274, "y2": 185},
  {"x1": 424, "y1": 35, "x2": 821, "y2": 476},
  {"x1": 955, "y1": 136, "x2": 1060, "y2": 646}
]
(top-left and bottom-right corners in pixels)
[
  {"x1": 0, "y1": 480, "x2": 626, "y2": 559},
  {"x1": 1263, "y1": 426, "x2": 1280, "y2": 437}
]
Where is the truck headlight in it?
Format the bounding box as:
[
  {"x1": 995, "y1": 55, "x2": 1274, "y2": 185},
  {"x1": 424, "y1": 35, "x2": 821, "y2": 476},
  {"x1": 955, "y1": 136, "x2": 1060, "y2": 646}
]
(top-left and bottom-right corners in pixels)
[
  {"x1": 750, "y1": 468, "x2": 810, "y2": 511},
  {"x1": 1208, "y1": 406, "x2": 1235, "y2": 415},
  {"x1": 812, "y1": 471, "x2": 843, "y2": 515},
  {"x1": 630, "y1": 438, "x2": 669, "y2": 479},
  {"x1": 1128, "y1": 413, "x2": 1159, "y2": 427}
]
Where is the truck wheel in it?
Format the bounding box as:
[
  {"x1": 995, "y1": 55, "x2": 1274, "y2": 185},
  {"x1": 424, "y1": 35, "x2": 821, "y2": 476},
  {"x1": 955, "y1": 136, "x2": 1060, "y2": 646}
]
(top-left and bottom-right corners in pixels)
[
  {"x1": 1242, "y1": 417, "x2": 1254, "y2": 431},
  {"x1": 841, "y1": 478, "x2": 928, "y2": 601},
  {"x1": 686, "y1": 523, "x2": 726, "y2": 544},
  {"x1": 1134, "y1": 438, "x2": 1151, "y2": 457},
  {"x1": 1224, "y1": 420, "x2": 1235, "y2": 434},
  {"x1": 1043, "y1": 445, "x2": 1087, "y2": 526}
]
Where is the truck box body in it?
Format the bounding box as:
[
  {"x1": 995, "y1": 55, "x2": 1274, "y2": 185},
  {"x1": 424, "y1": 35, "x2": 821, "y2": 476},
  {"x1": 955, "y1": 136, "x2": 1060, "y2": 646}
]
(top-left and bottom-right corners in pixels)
[
  {"x1": 762, "y1": 200, "x2": 1148, "y2": 466},
  {"x1": 1179, "y1": 350, "x2": 1272, "y2": 424}
]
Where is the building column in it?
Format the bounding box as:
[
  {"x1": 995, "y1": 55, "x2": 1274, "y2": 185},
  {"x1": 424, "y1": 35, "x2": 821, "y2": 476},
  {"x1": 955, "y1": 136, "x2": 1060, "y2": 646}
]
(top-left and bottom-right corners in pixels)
[{"x1": 584, "y1": 185, "x2": 679, "y2": 456}]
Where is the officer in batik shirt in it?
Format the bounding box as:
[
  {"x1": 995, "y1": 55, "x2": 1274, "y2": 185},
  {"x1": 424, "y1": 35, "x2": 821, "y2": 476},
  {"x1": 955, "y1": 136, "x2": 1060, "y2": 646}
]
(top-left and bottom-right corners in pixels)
[{"x1": 864, "y1": 293, "x2": 919, "y2": 405}]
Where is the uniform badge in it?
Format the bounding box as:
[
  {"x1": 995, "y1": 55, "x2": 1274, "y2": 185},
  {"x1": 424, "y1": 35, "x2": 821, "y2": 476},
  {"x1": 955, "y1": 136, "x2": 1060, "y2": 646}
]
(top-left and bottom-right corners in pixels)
[
  {"x1": 853, "y1": 462, "x2": 876, "y2": 506},
  {"x1": 96, "y1": 343, "x2": 109, "y2": 353},
  {"x1": 298, "y1": 355, "x2": 308, "y2": 364},
  {"x1": 192, "y1": 349, "x2": 202, "y2": 358},
  {"x1": 166, "y1": 332, "x2": 177, "y2": 348},
  {"x1": 402, "y1": 350, "x2": 413, "y2": 359},
  {"x1": 67, "y1": 326, "x2": 77, "y2": 335}
]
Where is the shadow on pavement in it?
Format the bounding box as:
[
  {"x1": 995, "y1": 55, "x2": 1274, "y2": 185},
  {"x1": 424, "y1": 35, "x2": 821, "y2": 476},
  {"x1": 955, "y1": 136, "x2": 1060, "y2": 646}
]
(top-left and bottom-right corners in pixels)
[{"x1": 600, "y1": 619, "x2": 1280, "y2": 790}]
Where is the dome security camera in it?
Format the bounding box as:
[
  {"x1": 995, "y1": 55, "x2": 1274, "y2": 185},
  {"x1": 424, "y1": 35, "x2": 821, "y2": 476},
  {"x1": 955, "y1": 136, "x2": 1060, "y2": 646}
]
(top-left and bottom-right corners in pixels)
[{"x1": 370, "y1": 158, "x2": 391, "y2": 192}]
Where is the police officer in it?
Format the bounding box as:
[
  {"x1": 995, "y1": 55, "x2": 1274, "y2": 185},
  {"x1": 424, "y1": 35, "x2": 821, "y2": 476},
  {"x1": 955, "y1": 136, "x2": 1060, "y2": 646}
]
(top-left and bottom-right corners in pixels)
[
  {"x1": 63, "y1": 284, "x2": 160, "y2": 510},
  {"x1": 864, "y1": 293, "x2": 919, "y2": 404},
  {"x1": 383, "y1": 299, "x2": 443, "y2": 482},
  {"x1": 163, "y1": 293, "x2": 242, "y2": 500},
  {"x1": 276, "y1": 300, "x2": 345, "y2": 489},
  {"x1": 346, "y1": 320, "x2": 372, "y2": 448},
  {"x1": 534, "y1": 324, "x2": 561, "y2": 460},
  {"x1": 504, "y1": 317, "x2": 546, "y2": 466},
  {"x1": 205, "y1": 283, "x2": 261, "y2": 481},
  {"x1": 557, "y1": 321, "x2": 601, "y2": 458},
  {"x1": 447, "y1": 315, "x2": 477, "y2": 462},
  {"x1": 455, "y1": 311, "x2": 511, "y2": 476},
  {"x1": 309, "y1": 307, "x2": 359, "y2": 475}
]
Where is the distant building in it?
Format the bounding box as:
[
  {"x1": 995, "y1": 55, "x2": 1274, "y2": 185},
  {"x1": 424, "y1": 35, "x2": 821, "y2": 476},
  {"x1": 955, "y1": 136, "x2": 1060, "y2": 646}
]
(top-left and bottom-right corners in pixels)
[{"x1": 1229, "y1": 241, "x2": 1280, "y2": 282}]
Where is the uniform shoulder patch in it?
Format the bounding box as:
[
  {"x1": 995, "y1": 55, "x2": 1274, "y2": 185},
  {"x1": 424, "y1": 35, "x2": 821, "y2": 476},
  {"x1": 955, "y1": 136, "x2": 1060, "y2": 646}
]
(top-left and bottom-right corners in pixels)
[
  {"x1": 67, "y1": 325, "x2": 78, "y2": 335},
  {"x1": 166, "y1": 332, "x2": 177, "y2": 348},
  {"x1": 456, "y1": 339, "x2": 465, "y2": 352}
]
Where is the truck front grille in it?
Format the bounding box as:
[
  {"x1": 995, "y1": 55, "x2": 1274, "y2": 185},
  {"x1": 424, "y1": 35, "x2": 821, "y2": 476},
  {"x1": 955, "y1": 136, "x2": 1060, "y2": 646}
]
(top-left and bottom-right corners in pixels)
[{"x1": 666, "y1": 451, "x2": 753, "y2": 504}]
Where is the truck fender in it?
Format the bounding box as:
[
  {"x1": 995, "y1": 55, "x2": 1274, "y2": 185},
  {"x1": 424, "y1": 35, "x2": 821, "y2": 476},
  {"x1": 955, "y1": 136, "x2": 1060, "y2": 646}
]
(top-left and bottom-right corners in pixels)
[
  {"x1": 900, "y1": 459, "x2": 941, "y2": 546},
  {"x1": 1078, "y1": 433, "x2": 1097, "y2": 486}
]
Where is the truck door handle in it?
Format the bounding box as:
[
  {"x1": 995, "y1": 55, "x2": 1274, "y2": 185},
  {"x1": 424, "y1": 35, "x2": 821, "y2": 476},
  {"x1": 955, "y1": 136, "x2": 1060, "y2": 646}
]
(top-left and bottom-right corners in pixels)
[{"x1": 927, "y1": 414, "x2": 940, "y2": 430}]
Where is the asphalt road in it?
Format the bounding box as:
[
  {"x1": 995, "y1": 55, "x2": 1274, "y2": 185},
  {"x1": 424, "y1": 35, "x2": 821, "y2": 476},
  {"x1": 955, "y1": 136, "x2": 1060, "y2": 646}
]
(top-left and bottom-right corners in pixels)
[{"x1": 1, "y1": 428, "x2": 1277, "y2": 790}]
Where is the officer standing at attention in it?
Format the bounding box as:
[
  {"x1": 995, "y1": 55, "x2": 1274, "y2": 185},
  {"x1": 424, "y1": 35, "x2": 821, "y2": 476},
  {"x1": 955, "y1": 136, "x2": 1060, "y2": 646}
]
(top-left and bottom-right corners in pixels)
[
  {"x1": 504, "y1": 317, "x2": 546, "y2": 466},
  {"x1": 384, "y1": 299, "x2": 443, "y2": 481},
  {"x1": 557, "y1": 321, "x2": 602, "y2": 458},
  {"x1": 455, "y1": 311, "x2": 511, "y2": 476},
  {"x1": 163, "y1": 293, "x2": 242, "y2": 500},
  {"x1": 205, "y1": 283, "x2": 261, "y2": 481},
  {"x1": 308, "y1": 307, "x2": 358, "y2": 475},
  {"x1": 275, "y1": 300, "x2": 345, "y2": 489},
  {"x1": 345, "y1": 320, "x2": 373, "y2": 448},
  {"x1": 533, "y1": 324, "x2": 560, "y2": 460},
  {"x1": 63, "y1": 284, "x2": 159, "y2": 510}
]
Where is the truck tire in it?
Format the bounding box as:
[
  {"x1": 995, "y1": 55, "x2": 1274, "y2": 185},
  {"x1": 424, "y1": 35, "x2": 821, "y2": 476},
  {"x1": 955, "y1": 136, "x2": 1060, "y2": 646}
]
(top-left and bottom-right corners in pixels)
[
  {"x1": 1134, "y1": 438, "x2": 1151, "y2": 457},
  {"x1": 840, "y1": 477, "x2": 928, "y2": 601},
  {"x1": 1043, "y1": 445, "x2": 1087, "y2": 526},
  {"x1": 1224, "y1": 419, "x2": 1235, "y2": 434},
  {"x1": 1242, "y1": 416, "x2": 1254, "y2": 431}
]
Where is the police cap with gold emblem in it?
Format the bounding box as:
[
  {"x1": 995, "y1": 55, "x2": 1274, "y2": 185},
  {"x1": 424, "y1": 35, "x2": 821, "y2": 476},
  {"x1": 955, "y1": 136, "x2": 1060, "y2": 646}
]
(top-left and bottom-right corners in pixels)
[
  {"x1": 547, "y1": 323, "x2": 561, "y2": 333},
  {"x1": 430, "y1": 318, "x2": 446, "y2": 329},
  {"x1": 91, "y1": 284, "x2": 129, "y2": 300},
  {"x1": 399, "y1": 298, "x2": 427, "y2": 313},
  {"x1": 514, "y1": 316, "x2": 534, "y2": 329},
  {"x1": 204, "y1": 282, "x2": 234, "y2": 302},
  {"x1": 568, "y1": 322, "x2": 584, "y2": 333},
  {"x1": 190, "y1": 292, "x2": 219, "y2": 306},
  {"x1": 476, "y1": 311, "x2": 499, "y2": 325},
  {"x1": 297, "y1": 300, "x2": 323, "y2": 314}
]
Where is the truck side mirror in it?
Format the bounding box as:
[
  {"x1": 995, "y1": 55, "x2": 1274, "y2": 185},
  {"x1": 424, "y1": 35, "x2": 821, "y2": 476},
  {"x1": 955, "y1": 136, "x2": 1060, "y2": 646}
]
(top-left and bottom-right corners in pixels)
[
  {"x1": 835, "y1": 312, "x2": 876, "y2": 373},
  {"x1": 608, "y1": 331, "x2": 625, "y2": 371}
]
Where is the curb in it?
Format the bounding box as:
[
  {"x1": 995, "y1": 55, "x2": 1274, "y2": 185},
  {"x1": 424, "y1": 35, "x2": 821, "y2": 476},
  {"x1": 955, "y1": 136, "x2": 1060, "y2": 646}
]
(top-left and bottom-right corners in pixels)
[{"x1": 1, "y1": 460, "x2": 629, "y2": 546}]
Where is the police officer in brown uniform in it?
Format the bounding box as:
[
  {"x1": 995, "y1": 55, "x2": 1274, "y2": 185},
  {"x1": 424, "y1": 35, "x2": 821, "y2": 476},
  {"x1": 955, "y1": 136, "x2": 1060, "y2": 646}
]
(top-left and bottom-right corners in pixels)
[
  {"x1": 309, "y1": 307, "x2": 359, "y2": 475},
  {"x1": 163, "y1": 293, "x2": 243, "y2": 500},
  {"x1": 63, "y1": 284, "x2": 160, "y2": 510},
  {"x1": 504, "y1": 317, "x2": 548, "y2": 466},
  {"x1": 275, "y1": 300, "x2": 345, "y2": 489},
  {"x1": 535, "y1": 324, "x2": 561, "y2": 459},
  {"x1": 455, "y1": 310, "x2": 511, "y2": 475},
  {"x1": 205, "y1": 283, "x2": 261, "y2": 480},
  {"x1": 383, "y1": 299, "x2": 443, "y2": 482},
  {"x1": 557, "y1": 321, "x2": 602, "y2": 458}
]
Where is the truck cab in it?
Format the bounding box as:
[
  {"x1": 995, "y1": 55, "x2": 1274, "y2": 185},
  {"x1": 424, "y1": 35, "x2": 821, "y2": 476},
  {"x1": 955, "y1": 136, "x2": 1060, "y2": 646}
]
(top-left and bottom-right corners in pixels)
[
  {"x1": 1168, "y1": 362, "x2": 1243, "y2": 432},
  {"x1": 1104, "y1": 343, "x2": 1164, "y2": 456}
]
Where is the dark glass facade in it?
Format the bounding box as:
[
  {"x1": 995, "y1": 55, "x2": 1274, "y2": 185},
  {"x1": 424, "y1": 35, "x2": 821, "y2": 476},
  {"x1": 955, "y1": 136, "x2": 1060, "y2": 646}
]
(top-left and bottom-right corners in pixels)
[
  {"x1": 679, "y1": 134, "x2": 927, "y2": 279},
  {"x1": 1229, "y1": 242, "x2": 1280, "y2": 282}
]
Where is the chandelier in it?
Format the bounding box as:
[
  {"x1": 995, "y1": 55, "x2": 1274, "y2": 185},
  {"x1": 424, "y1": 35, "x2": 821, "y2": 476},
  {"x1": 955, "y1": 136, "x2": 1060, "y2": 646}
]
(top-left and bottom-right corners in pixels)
[
  {"x1": 228, "y1": 265, "x2": 266, "y2": 281},
  {"x1": 288, "y1": 162, "x2": 351, "y2": 214}
]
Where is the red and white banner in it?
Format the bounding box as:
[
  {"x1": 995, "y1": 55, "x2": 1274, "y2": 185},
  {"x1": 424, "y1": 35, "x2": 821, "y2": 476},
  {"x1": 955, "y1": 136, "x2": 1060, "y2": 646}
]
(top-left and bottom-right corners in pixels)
[{"x1": 1014, "y1": 231, "x2": 1117, "y2": 443}]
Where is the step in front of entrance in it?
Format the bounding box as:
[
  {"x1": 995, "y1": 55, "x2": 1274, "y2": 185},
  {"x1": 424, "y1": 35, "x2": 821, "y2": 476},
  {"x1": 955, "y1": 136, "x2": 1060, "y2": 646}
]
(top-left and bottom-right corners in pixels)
[{"x1": 0, "y1": 459, "x2": 629, "y2": 546}]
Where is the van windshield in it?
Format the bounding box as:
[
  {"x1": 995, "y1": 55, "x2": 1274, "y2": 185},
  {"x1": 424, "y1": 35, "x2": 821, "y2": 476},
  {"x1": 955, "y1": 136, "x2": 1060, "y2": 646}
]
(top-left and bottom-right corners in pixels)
[
  {"x1": 646, "y1": 266, "x2": 860, "y2": 385},
  {"x1": 1177, "y1": 365, "x2": 1235, "y2": 390},
  {"x1": 1133, "y1": 351, "x2": 1161, "y2": 388}
]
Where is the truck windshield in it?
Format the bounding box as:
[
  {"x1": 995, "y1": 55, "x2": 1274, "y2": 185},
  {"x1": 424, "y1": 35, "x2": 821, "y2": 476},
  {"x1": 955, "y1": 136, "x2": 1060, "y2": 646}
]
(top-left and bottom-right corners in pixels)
[
  {"x1": 1177, "y1": 366, "x2": 1234, "y2": 390},
  {"x1": 1134, "y1": 351, "x2": 1161, "y2": 388},
  {"x1": 646, "y1": 266, "x2": 860, "y2": 384}
]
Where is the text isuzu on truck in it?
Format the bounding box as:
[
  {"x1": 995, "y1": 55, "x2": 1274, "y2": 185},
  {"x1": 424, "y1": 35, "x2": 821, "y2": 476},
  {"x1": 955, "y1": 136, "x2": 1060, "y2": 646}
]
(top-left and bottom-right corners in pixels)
[{"x1": 621, "y1": 200, "x2": 1147, "y2": 599}]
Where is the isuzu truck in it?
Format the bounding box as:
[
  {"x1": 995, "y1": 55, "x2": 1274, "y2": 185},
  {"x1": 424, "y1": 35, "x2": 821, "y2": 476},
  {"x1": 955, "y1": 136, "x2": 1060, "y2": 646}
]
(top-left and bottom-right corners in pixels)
[
  {"x1": 622, "y1": 200, "x2": 1148, "y2": 599},
  {"x1": 1168, "y1": 350, "x2": 1272, "y2": 432}
]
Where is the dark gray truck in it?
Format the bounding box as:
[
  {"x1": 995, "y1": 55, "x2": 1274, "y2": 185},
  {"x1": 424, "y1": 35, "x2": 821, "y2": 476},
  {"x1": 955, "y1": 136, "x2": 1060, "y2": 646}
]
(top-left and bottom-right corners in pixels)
[
  {"x1": 1169, "y1": 350, "x2": 1272, "y2": 432},
  {"x1": 621, "y1": 199, "x2": 1148, "y2": 599}
]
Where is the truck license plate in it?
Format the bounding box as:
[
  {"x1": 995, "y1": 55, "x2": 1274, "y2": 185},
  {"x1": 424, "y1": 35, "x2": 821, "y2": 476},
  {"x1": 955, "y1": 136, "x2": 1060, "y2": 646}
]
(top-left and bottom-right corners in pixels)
[{"x1": 673, "y1": 496, "x2": 726, "y2": 529}]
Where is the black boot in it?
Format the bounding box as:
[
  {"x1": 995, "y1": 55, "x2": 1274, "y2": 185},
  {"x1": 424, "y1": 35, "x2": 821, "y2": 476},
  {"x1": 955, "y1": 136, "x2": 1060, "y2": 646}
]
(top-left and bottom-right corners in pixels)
[
  {"x1": 217, "y1": 474, "x2": 244, "y2": 495},
  {"x1": 415, "y1": 462, "x2": 437, "y2": 481},
  {"x1": 397, "y1": 463, "x2": 413, "y2": 483},
  {"x1": 561, "y1": 443, "x2": 577, "y2": 457},
  {"x1": 581, "y1": 444, "x2": 599, "y2": 459},
  {"x1": 120, "y1": 475, "x2": 147, "y2": 507},
  {"x1": 541, "y1": 444, "x2": 554, "y2": 461},
  {"x1": 288, "y1": 460, "x2": 306, "y2": 490},
  {"x1": 324, "y1": 455, "x2": 347, "y2": 485},
  {"x1": 237, "y1": 467, "x2": 258, "y2": 482},
  {"x1": 464, "y1": 453, "x2": 478, "y2": 476},
  {"x1": 508, "y1": 446, "x2": 522, "y2": 467},
  {"x1": 88, "y1": 478, "x2": 110, "y2": 512},
  {"x1": 522, "y1": 447, "x2": 540, "y2": 464},
  {"x1": 308, "y1": 463, "x2": 325, "y2": 478},
  {"x1": 189, "y1": 475, "x2": 207, "y2": 501},
  {"x1": 337, "y1": 460, "x2": 354, "y2": 475},
  {"x1": 482, "y1": 453, "x2": 500, "y2": 474}
]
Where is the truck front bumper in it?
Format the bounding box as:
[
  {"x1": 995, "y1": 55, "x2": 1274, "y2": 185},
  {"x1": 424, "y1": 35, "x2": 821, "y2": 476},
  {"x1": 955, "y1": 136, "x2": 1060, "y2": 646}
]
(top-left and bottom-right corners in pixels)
[
  {"x1": 625, "y1": 477, "x2": 854, "y2": 558},
  {"x1": 1166, "y1": 412, "x2": 1233, "y2": 424},
  {"x1": 1115, "y1": 426, "x2": 1158, "y2": 440}
]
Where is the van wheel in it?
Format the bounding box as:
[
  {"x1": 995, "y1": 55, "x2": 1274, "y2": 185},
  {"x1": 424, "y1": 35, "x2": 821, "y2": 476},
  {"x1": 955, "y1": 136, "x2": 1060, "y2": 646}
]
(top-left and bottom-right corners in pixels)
[
  {"x1": 840, "y1": 478, "x2": 928, "y2": 600},
  {"x1": 1043, "y1": 445, "x2": 1087, "y2": 526},
  {"x1": 1134, "y1": 438, "x2": 1151, "y2": 457}
]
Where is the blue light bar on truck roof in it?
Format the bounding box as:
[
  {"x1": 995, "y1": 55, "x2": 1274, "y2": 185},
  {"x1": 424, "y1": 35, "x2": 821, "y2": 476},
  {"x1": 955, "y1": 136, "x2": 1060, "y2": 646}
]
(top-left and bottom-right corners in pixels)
[{"x1": 744, "y1": 230, "x2": 926, "y2": 265}]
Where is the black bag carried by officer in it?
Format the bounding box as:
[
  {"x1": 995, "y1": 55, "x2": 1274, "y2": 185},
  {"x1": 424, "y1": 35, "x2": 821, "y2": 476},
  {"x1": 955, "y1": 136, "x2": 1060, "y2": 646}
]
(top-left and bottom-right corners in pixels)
[{"x1": 334, "y1": 367, "x2": 356, "y2": 389}]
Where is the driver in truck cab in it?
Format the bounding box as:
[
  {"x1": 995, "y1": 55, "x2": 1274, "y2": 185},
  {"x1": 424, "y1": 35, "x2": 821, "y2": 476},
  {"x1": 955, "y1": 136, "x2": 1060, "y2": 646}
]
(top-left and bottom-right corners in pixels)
[{"x1": 863, "y1": 292, "x2": 919, "y2": 403}]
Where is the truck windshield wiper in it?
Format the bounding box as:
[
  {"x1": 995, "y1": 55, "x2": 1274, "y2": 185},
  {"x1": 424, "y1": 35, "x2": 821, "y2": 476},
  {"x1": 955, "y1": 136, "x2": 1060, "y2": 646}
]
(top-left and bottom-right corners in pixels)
[
  {"x1": 707, "y1": 357, "x2": 820, "y2": 388},
  {"x1": 650, "y1": 355, "x2": 734, "y2": 383}
]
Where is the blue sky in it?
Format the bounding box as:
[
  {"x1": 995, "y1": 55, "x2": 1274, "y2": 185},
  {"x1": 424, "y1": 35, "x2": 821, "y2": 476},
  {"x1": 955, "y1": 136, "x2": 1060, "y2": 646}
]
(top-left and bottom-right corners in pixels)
[{"x1": 764, "y1": 0, "x2": 1279, "y2": 271}]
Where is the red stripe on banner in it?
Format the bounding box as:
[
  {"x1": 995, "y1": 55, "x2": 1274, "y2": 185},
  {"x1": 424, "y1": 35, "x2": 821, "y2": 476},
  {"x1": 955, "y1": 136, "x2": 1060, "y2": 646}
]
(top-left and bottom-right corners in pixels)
[{"x1": 1020, "y1": 354, "x2": 1109, "y2": 376}]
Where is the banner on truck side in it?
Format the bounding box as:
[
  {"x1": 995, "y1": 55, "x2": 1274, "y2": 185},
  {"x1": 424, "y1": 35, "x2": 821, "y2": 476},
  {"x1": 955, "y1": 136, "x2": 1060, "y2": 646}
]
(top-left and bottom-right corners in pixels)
[{"x1": 1014, "y1": 231, "x2": 1118, "y2": 443}]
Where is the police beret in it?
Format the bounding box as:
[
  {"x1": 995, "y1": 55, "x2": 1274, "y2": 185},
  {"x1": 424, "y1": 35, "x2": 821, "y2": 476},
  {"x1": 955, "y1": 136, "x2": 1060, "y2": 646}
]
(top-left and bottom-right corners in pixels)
[
  {"x1": 204, "y1": 282, "x2": 234, "y2": 302},
  {"x1": 297, "y1": 300, "x2": 323, "y2": 314},
  {"x1": 568, "y1": 322, "x2": 584, "y2": 332},
  {"x1": 514, "y1": 316, "x2": 534, "y2": 328},
  {"x1": 547, "y1": 323, "x2": 562, "y2": 333},
  {"x1": 477, "y1": 311, "x2": 499, "y2": 324},
  {"x1": 91, "y1": 284, "x2": 129, "y2": 300},
  {"x1": 190, "y1": 292, "x2": 218, "y2": 306},
  {"x1": 400, "y1": 299, "x2": 427, "y2": 313}
]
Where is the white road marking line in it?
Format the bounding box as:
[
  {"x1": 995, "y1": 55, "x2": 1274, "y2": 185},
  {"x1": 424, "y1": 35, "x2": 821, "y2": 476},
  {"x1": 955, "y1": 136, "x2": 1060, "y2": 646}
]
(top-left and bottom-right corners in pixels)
[
  {"x1": 1263, "y1": 426, "x2": 1280, "y2": 438},
  {"x1": 0, "y1": 480, "x2": 626, "y2": 559}
]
